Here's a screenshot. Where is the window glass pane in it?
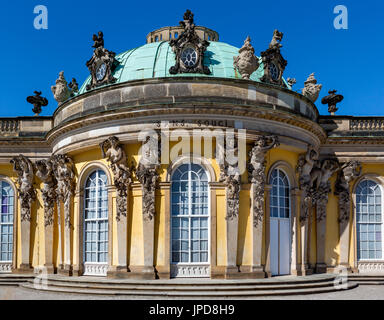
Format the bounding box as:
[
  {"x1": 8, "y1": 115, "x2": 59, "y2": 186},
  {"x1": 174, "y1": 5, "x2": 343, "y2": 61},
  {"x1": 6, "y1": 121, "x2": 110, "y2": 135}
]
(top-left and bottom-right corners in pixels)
[
  {"x1": 170, "y1": 164, "x2": 210, "y2": 265},
  {"x1": 84, "y1": 170, "x2": 108, "y2": 264}
]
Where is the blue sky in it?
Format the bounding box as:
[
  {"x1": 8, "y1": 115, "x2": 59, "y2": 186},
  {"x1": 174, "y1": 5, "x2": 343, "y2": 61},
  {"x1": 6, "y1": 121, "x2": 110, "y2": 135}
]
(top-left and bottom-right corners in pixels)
[{"x1": 0, "y1": 0, "x2": 383, "y2": 117}]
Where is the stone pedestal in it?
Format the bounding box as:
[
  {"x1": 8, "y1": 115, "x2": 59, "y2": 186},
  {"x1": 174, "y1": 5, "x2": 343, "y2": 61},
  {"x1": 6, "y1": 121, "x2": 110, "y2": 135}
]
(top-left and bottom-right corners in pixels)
[
  {"x1": 253, "y1": 183, "x2": 268, "y2": 278},
  {"x1": 142, "y1": 215, "x2": 156, "y2": 280},
  {"x1": 300, "y1": 217, "x2": 312, "y2": 275},
  {"x1": 107, "y1": 194, "x2": 129, "y2": 278},
  {"x1": 16, "y1": 220, "x2": 33, "y2": 273},
  {"x1": 338, "y1": 218, "x2": 351, "y2": 271},
  {"x1": 316, "y1": 209, "x2": 327, "y2": 274},
  {"x1": 225, "y1": 216, "x2": 239, "y2": 278},
  {"x1": 43, "y1": 224, "x2": 54, "y2": 274}
]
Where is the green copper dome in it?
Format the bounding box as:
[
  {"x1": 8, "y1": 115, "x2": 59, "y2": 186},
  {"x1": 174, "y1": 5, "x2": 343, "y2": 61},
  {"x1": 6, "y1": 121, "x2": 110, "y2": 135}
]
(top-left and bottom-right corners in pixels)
[{"x1": 78, "y1": 41, "x2": 289, "y2": 94}]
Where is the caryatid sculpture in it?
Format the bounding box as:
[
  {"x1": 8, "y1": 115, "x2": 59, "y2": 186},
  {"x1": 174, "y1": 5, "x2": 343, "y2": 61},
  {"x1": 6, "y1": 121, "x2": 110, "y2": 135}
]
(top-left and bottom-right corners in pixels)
[
  {"x1": 335, "y1": 161, "x2": 362, "y2": 223},
  {"x1": 100, "y1": 136, "x2": 132, "y2": 221},
  {"x1": 296, "y1": 146, "x2": 319, "y2": 221},
  {"x1": 10, "y1": 155, "x2": 36, "y2": 222},
  {"x1": 136, "y1": 134, "x2": 160, "y2": 222},
  {"x1": 51, "y1": 154, "x2": 75, "y2": 227},
  {"x1": 302, "y1": 73, "x2": 322, "y2": 103},
  {"x1": 219, "y1": 135, "x2": 242, "y2": 221},
  {"x1": 233, "y1": 36, "x2": 260, "y2": 80},
  {"x1": 35, "y1": 159, "x2": 57, "y2": 227},
  {"x1": 310, "y1": 159, "x2": 340, "y2": 221},
  {"x1": 248, "y1": 135, "x2": 279, "y2": 226},
  {"x1": 51, "y1": 71, "x2": 78, "y2": 105}
]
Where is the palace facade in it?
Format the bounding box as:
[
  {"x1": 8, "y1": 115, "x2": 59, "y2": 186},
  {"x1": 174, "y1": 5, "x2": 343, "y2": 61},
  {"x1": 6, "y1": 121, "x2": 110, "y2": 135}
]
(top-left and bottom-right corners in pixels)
[{"x1": 0, "y1": 11, "x2": 383, "y2": 280}]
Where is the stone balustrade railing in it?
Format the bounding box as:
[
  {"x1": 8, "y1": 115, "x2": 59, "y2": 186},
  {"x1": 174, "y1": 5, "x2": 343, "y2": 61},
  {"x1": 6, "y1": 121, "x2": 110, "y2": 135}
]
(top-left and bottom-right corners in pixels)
[
  {"x1": 350, "y1": 119, "x2": 384, "y2": 131},
  {"x1": 0, "y1": 119, "x2": 19, "y2": 134}
]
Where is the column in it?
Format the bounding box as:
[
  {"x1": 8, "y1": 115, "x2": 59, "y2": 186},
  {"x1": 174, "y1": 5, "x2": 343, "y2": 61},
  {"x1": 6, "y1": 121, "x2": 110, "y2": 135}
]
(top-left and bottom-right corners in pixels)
[{"x1": 290, "y1": 188, "x2": 301, "y2": 275}]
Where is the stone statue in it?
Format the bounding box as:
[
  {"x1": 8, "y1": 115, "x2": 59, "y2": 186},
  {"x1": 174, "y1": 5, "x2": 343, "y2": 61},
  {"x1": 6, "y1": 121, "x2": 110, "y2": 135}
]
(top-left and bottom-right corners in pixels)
[
  {"x1": 51, "y1": 71, "x2": 78, "y2": 105},
  {"x1": 100, "y1": 136, "x2": 132, "y2": 221},
  {"x1": 180, "y1": 9, "x2": 195, "y2": 36},
  {"x1": 26, "y1": 91, "x2": 48, "y2": 116},
  {"x1": 296, "y1": 146, "x2": 319, "y2": 221},
  {"x1": 51, "y1": 154, "x2": 75, "y2": 227},
  {"x1": 233, "y1": 36, "x2": 260, "y2": 80},
  {"x1": 219, "y1": 136, "x2": 242, "y2": 220},
  {"x1": 302, "y1": 73, "x2": 322, "y2": 103},
  {"x1": 310, "y1": 159, "x2": 340, "y2": 221},
  {"x1": 10, "y1": 155, "x2": 36, "y2": 222},
  {"x1": 287, "y1": 78, "x2": 297, "y2": 88},
  {"x1": 248, "y1": 136, "x2": 279, "y2": 226},
  {"x1": 335, "y1": 161, "x2": 362, "y2": 222},
  {"x1": 36, "y1": 159, "x2": 57, "y2": 227},
  {"x1": 269, "y1": 30, "x2": 283, "y2": 49},
  {"x1": 92, "y1": 31, "x2": 104, "y2": 49}
]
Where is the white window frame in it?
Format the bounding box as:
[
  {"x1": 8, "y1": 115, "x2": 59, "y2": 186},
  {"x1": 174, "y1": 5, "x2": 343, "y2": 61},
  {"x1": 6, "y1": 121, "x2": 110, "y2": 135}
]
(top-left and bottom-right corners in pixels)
[
  {"x1": 170, "y1": 163, "x2": 211, "y2": 276},
  {"x1": 0, "y1": 181, "x2": 14, "y2": 265},
  {"x1": 83, "y1": 170, "x2": 109, "y2": 276},
  {"x1": 356, "y1": 179, "x2": 384, "y2": 262}
]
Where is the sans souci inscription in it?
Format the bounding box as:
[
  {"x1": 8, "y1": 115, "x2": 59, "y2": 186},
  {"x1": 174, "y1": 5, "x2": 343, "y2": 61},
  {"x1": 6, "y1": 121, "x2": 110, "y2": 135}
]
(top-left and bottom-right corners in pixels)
[{"x1": 154, "y1": 119, "x2": 233, "y2": 128}]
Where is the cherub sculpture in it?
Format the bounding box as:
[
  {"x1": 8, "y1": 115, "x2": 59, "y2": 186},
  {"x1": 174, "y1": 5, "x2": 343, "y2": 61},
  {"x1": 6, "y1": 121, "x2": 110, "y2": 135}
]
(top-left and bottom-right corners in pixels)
[{"x1": 92, "y1": 31, "x2": 104, "y2": 49}]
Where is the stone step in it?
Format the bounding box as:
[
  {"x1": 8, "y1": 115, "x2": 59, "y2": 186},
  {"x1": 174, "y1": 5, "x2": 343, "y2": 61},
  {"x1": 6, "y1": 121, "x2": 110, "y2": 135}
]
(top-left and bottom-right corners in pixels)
[
  {"x1": 20, "y1": 282, "x2": 357, "y2": 297},
  {"x1": 23, "y1": 278, "x2": 340, "y2": 292}
]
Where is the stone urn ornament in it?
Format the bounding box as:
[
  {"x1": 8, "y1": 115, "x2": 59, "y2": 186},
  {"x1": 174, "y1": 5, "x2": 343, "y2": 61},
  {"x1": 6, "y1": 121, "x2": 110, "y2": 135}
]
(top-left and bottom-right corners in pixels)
[
  {"x1": 26, "y1": 91, "x2": 48, "y2": 116},
  {"x1": 302, "y1": 73, "x2": 322, "y2": 103},
  {"x1": 51, "y1": 71, "x2": 78, "y2": 105},
  {"x1": 322, "y1": 90, "x2": 344, "y2": 115},
  {"x1": 233, "y1": 36, "x2": 259, "y2": 80}
]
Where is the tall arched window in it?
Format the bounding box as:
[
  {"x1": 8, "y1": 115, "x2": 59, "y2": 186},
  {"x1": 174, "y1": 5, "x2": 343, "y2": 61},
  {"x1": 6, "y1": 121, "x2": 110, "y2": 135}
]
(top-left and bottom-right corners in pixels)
[
  {"x1": 356, "y1": 180, "x2": 383, "y2": 261},
  {"x1": 171, "y1": 163, "x2": 209, "y2": 277},
  {"x1": 83, "y1": 170, "x2": 108, "y2": 276},
  {"x1": 269, "y1": 168, "x2": 291, "y2": 275},
  {"x1": 0, "y1": 181, "x2": 14, "y2": 267}
]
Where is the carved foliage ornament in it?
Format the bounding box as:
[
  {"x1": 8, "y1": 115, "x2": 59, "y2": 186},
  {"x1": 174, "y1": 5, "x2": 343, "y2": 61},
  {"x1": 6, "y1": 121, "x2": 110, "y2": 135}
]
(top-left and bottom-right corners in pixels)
[
  {"x1": 100, "y1": 136, "x2": 132, "y2": 221},
  {"x1": 248, "y1": 136, "x2": 279, "y2": 227},
  {"x1": 233, "y1": 36, "x2": 260, "y2": 80},
  {"x1": 51, "y1": 154, "x2": 75, "y2": 228},
  {"x1": 10, "y1": 155, "x2": 36, "y2": 222},
  {"x1": 260, "y1": 30, "x2": 287, "y2": 87},
  {"x1": 169, "y1": 10, "x2": 211, "y2": 75},
  {"x1": 86, "y1": 31, "x2": 119, "y2": 91},
  {"x1": 51, "y1": 71, "x2": 78, "y2": 105},
  {"x1": 35, "y1": 159, "x2": 57, "y2": 227}
]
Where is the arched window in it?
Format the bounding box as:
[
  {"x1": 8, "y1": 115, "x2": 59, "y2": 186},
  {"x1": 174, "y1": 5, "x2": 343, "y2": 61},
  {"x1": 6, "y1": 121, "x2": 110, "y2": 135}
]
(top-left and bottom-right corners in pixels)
[
  {"x1": 83, "y1": 170, "x2": 108, "y2": 275},
  {"x1": 174, "y1": 32, "x2": 178, "y2": 39},
  {"x1": 155, "y1": 35, "x2": 158, "y2": 42},
  {"x1": 171, "y1": 163, "x2": 209, "y2": 277},
  {"x1": 0, "y1": 181, "x2": 14, "y2": 264},
  {"x1": 269, "y1": 168, "x2": 291, "y2": 275},
  {"x1": 356, "y1": 180, "x2": 383, "y2": 260}
]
